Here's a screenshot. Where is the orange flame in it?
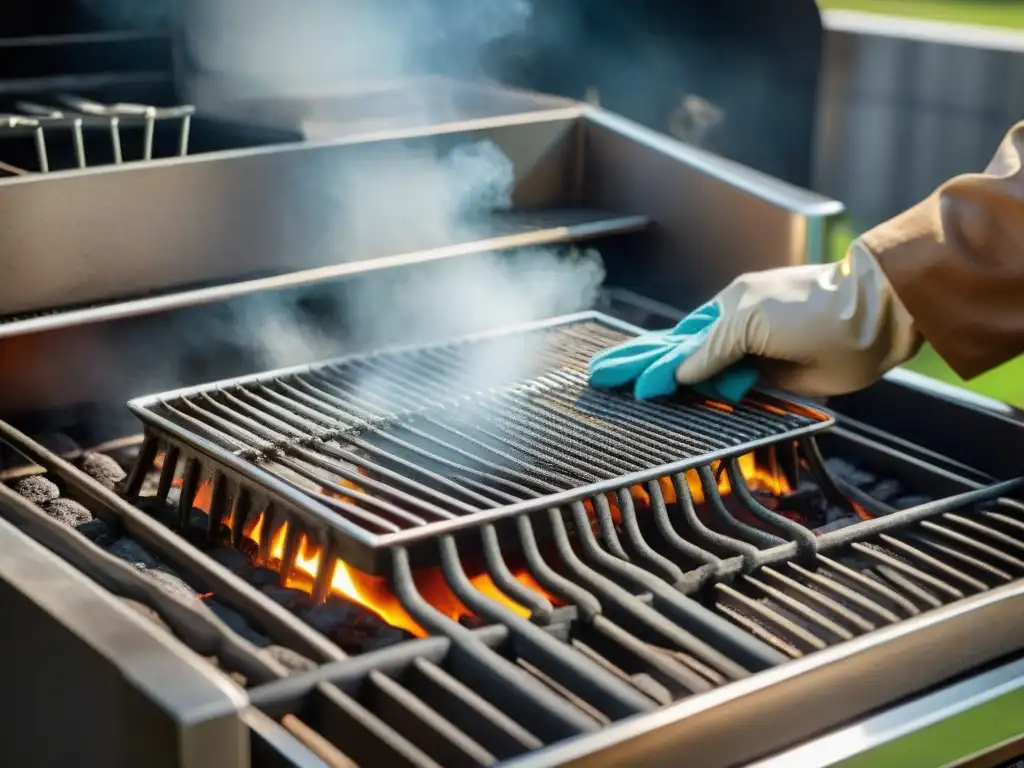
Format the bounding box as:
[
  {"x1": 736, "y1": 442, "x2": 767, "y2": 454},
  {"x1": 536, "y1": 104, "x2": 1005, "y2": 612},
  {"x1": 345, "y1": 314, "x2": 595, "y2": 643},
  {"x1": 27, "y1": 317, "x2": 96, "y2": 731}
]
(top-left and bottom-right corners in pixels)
[{"x1": 171, "y1": 450, "x2": 797, "y2": 636}]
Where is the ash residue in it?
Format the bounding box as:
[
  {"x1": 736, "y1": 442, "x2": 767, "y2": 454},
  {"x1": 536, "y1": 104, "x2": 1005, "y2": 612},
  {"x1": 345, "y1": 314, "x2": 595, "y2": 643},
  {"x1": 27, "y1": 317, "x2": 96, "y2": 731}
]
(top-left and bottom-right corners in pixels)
[{"x1": 11, "y1": 475, "x2": 59, "y2": 505}]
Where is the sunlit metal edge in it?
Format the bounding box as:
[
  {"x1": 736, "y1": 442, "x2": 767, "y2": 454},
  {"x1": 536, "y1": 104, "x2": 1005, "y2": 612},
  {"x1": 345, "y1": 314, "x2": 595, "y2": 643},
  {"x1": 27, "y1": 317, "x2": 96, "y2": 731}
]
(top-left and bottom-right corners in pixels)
[
  {"x1": 0, "y1": 215, "x2": 650, "y2": 338},
  {"x1": 748, "y1": 657, "x2": 1024, "y2": 768},
  {"x1": 500, "y1": 579, "x2": 1024, "y2": 768}
]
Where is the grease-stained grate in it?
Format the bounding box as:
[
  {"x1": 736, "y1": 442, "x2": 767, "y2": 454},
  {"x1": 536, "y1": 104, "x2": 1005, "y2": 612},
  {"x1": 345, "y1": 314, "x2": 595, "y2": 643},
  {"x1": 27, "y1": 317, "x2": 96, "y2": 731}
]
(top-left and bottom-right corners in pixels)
[{"x1": 127, "y1": 312, "x2": 833, "y2": 570}]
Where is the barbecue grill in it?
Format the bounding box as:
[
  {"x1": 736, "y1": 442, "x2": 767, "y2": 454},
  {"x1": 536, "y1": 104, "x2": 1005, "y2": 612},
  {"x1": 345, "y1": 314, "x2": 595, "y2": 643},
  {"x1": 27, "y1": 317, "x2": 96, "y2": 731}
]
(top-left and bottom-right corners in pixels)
[{"x1": 1, "y1": 2, "x2": 1024, "y2": 767}]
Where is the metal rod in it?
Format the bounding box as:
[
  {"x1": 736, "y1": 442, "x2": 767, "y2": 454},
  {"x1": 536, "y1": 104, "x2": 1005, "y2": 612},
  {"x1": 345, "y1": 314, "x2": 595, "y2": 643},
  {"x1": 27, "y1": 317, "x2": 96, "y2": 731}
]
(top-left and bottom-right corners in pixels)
[
  {"x1": 109, "y1": 116, "x2": 122, "y2": 164},
  {"x1": 478, "y1": 525, "x2": 554, "y2": 622},
  {"x1": 72, "y1": 118, "x2": 86, "y2": 168},
  {"x1": 179, "y1": 114, "x2": 191, "y2": 156},
  {"x1": 177, "y1": 457, "x2": 200, "y2": 530},
  {"x1": 437, "y1": 535, "x2": 656, "y2": 719},
  {"x1": 388, "y1": 548, "x2": 599, "y2": 741},
  {"x1": 123, "y1": 435, "x2": 159, "y2": 498},
  {"x1": 565, "y1": 502, "x2": 785, "y2": 673},
  {"x1": 142, "y1": 108, "x2": 156, "y2": 161},
  {"x1": 725, "y1": 458, "x2": 818, "y2": 560},
  {"x1": 33, "y1": 126, "x2": 48, "y2": 172}
]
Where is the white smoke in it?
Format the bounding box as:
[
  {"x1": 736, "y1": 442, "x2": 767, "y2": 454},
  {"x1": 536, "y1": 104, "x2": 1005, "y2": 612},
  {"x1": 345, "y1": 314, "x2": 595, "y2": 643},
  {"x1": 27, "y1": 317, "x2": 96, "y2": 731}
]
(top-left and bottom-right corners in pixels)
[{"x1": 89, "y1": 0, "x2": 607, "y2": 395}]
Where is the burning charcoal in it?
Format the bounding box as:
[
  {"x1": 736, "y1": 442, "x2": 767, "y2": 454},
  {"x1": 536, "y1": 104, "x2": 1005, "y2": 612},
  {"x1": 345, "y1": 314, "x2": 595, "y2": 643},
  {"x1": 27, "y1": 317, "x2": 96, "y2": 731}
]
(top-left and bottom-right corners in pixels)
[
  {"x1": 868, "y1": 479, "x2": 905, "y2": 506},
  {"x1": 236, "y1": 537, "x2": 259, "y2": 562},
  {"x1": 248, "y1": 567, "x2": 281, "y2": 589},
  {"x1": 139, "y1": 567, "x2": 199, "y2": 601},
  {"x1": 79, "y1": 452, "x2": 127, "y2": 491},
  {"x1": 299, "y1": 601, "x2": 369, "y2": 635},
  {"x1": 107, "y1": 538, "x2": 162, "y2": 569},
  {"x1": 335, "y1": 626, "x2": 415, "y2": 655},
  {"x1": 76, "y1": 517, "x2": 117, "y2": 547},
  {"x1": 10, "y1": 475, "x2": 60, "y2": 504},
  {"x1": 129, "y1": 495, "x2": 176, "y2": 521},
  {"x1": 43, "y1": 497, "x2": 93, "y2": 527},
  {"x1": 121, "y1": 598, "x2": 172, "y2": 633},
  {"x1": 261, "y1": 586, "x2": 314, "y2": 611},
  {"x1": 165, "y1": 486, "x2": 181, "y2": 507},
  {"x1": 207, "y1": 547, "x2": 252, "y2": 575},
  {"x1": 204, "y1": 600, "x2": 270, "y2": 647},
  {"x1": 824, "y1": 458, "x2": 876, "y2": 490},
  {"x1": 458, "y1": 614, "x2": 486, "y2": 630},
  {"x1": 264, "y1": 645, "x2": 317, "y2": 674}
]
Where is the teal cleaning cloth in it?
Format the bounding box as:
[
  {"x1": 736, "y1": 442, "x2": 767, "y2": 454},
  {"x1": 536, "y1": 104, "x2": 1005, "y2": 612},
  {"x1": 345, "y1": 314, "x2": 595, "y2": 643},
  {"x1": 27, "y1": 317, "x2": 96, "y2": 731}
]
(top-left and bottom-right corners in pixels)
[{"x1": 588, "y1": 302, "x2": 758, "y2": 403}]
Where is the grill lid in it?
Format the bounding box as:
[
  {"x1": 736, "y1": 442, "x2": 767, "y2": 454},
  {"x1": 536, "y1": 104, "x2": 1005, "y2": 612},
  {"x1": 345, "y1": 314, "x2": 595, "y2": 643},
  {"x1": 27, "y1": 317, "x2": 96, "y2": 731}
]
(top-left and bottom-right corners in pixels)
[{"x1": 127, "y1": 312, "x2": 833, "y2": 570}]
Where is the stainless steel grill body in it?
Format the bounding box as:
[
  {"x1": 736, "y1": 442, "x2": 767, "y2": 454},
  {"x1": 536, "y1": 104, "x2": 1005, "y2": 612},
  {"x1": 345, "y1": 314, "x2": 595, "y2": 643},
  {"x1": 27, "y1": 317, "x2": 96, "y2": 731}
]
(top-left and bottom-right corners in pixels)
[{"x1": 0, "y1": 78, "x2": 1022, "y2": 767}]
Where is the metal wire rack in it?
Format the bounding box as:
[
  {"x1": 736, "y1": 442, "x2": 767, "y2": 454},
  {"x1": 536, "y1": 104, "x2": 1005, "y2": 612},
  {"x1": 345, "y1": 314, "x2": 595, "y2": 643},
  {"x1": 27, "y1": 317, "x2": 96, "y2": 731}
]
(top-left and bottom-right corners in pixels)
[
  {"x1": 0, "y1": 93, "x2": 194, "y2": 173},
  {"x1": 126, "y1": 312, "x2": 834, "y2": 571}
]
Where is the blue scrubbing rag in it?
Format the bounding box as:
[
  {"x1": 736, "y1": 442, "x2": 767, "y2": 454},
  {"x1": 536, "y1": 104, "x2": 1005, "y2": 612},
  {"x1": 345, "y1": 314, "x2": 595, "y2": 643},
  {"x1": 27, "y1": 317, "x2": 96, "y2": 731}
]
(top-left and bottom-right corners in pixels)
[{"x1": 587, "y1": 302, "x2": 758, "y2": 403}]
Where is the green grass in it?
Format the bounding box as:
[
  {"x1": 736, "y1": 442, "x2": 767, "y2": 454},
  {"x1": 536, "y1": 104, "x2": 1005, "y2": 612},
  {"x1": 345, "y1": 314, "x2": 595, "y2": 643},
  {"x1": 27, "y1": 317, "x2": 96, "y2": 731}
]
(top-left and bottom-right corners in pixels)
[
  {"x1": 818, "y1": 0, "x2": 1024, "y2": 29},
  {"x1": 827, "y1": 222, "x2": 1024, "y2": 407}
]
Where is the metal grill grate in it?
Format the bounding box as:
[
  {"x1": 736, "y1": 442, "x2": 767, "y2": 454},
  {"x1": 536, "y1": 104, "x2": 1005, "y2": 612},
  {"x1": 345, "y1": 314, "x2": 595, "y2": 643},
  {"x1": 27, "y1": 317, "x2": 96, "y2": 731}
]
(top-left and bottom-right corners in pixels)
[{"x1": 127, "y1": 312, "x2": 833, "y2": 569}]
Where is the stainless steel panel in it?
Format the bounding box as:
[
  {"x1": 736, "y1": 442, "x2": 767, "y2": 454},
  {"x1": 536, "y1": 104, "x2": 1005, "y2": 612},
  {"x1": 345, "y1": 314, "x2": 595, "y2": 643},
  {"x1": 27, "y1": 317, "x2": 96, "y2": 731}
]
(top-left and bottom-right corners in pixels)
[
  {"x1": 0, "y1": 512, "x2": 248, "y2": 767},
  {"x1": 581, "y1": 107, "x2": 844, "y2": 309},
  {"x1": 0, "y1": 106, "x2": 581, "y2": 317},
  {"x1": 749, "y1": 657, "x2": 1024, "y2": 767},
  {"x1": 816, "y1": 11, "x2": 1024, "y2": 231},
  {"x1": 506, "y1": 580, "x2": 1024, "y2": 768}
]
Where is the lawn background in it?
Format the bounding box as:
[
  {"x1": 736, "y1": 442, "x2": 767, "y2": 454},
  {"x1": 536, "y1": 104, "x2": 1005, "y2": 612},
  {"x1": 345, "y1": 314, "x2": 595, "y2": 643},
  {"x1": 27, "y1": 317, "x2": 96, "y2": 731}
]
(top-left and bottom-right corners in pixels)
[{"x1": 818, "y1": 1, "x2": 1024, "y2": 406}]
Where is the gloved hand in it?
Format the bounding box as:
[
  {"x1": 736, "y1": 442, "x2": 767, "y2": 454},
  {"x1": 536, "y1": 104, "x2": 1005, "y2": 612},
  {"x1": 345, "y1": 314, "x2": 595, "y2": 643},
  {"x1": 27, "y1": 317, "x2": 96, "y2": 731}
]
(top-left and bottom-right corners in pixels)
[
  {"x1": 589, "y1": 241, "x2": 924, "y2": 401},
  {"x1": 588, "y1": 302, "x2": 759, "y2": 402}
]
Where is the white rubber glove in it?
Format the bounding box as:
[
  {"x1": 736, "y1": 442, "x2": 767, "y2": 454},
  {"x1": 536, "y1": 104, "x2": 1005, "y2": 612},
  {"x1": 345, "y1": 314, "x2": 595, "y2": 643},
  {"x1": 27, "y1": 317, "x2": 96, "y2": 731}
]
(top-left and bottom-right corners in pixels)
[{"x1": 674, "y1": 241, "x2": 924, "y2": 398}]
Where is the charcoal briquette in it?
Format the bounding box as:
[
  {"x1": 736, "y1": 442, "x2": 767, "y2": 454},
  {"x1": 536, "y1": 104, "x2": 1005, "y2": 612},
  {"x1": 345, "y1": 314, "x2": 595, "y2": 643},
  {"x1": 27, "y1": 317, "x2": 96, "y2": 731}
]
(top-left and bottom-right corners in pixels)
[
  {"x1": 43, "y1": 497, "x2": 93, "y2": 527},
  {"x1": 299, "y1": 601, "x2": 367, "y2": 634},
  {"x1": 79, "y1": 452, "x2": 127, "y2": 491},
  {"x1": 207, "y1": 547, "x2": 252, "y2": 575},
  {"x1": 333, "y1": 626, "x2": 414, "y2": 654},
  {"x1": 204, "y1": 599, "x2": 270, "y2": 647},
  {"x1": 129, "y1": 495, "x2": 177, "y2": 523},
  {"x1": 264, "y1": 645, "x2": 317, "y2": 674},
  {"x1": 107, "y1": 538, "x2": 163, "y2": 569},
  {"x1": 248, "y1": 567, "x2": 281, "y2": 589},
  {"x1": 261, "y1": 586, "x2": 313, "y2": 611},
  {"x1": 10, "y1": 475, "x2": 60, "y2": 505},
  {"x1": 76, "y1": 517, "x2": 117, "y2": 546},
  {"x1": 139, "y1": 567, "x2": 199, "y2": 601},
  {"x1": 824, "y1": 458, "x2": 877, "y2": 490},
  {"x1": 869, "y1": 479, "x2": 905, "y2": 505},
  {"x1": 236, "y1": 537, "x2": 259, "y2": 562}
]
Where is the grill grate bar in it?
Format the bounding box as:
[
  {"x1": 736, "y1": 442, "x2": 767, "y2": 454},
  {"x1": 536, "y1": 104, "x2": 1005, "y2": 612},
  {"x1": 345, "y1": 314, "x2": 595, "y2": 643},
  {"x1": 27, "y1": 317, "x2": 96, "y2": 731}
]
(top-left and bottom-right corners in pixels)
[
  {"x1": 404, "y1": 657, "x2": 544, "y2": 758},
  {"x1": 366, "y1": 669, "x2": 496, "y2": 768}
]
